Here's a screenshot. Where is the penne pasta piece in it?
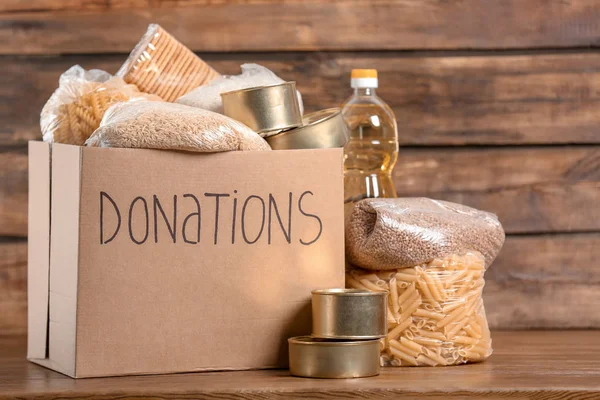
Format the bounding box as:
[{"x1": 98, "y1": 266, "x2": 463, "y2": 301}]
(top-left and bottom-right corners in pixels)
[
  {"x1": 416, "y1": 319, "x2": 427, "y2": 329},
  {"x1": 400, "y1": 297, "x2": 422, "y2": 321},
  {"x1": 409, "y1": 325, "x2": 419, "y2": 333},
  {"x1": 390, "y1": 347, "x2": 418, "y2": 366},
  {"x1": 395, "y1": 272, "x2": 419, "y2": 282},
  {"x1": 414, "y1": 309, "x2": 444, "y2": 320},
  {"x1": 376, "y1": 279, "x2": 388, "y2": 288},
  {"x1": 358, "y1": 273, "x2": 380, "y2": 282},
  {"x1": 416, "y1": 330, "x2": 446, "y2": 340},
  {"x1": 426, "y1": 350, "x2": 448, "y2": 366},
  {"x1": 389, "y1": 277, "x2": 400, "y2": 314},
  {"x1": 401, "y1": 268, "x2": 418, "y2": 275},
  {"x1": 452, "y1": 335, "x2": 479, "y2": 345},
  {"x1": 421, "y1": 271, "x2": 443, "y2": 302},
  {"x1": 416, "y1": 354, "x2": 438, "y2": 367},
  {"x1": 464, "y1": 324, "x2": 482, "y2": 339},
  {"x1": 360, "y1": 279, "x2": 387, "y2": 292},
  {"x1": 387, "y1": 317, "x2": 412, "y2": 340},
  {"x1": 396, "y1": 283, "x2": 416, "y2": 306},
  {"x1": 398, "y1": 281, "x2": 409, "y2": 289},
  {"x1": 442, "y1": 299, "x2": 466, "y2": 314},
  {"x1": 413, "y1": 337, "x2": 442, "y2": 347},
  {"x1": 387, "y1": 308, "x2": 397, "y2": 324},
  {"x1": 405, "y1": 330, "x2": 415, "y2": 340},
  {"x1": 417, "y1": 279, "x2": 440, "y2": 309},
  {"x1": 399, "y1": 290, "x2": 420, "y2": 312},
  {"x1": 400, "y1": 337, "x2": 423, "y2": 354},
  {"x1": 446, "y1": 315, "x2": 473, "y2": 339},
  {"x1": 389, "y1": 340, "x2": 420, "y2": 358},
  {"x1": 346, "y1": 275, "x2": 369, "y2": 290}
]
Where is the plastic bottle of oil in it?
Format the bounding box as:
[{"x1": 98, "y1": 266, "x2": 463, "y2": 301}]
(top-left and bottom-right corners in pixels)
[{"x1": 342, "y1": 69, "x2": 398, "y2": 217}]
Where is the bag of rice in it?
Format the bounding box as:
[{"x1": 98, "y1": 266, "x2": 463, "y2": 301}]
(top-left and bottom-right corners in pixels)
[
  {"x1": 86, "y1": 101, "x2": 271, "y2": 152},
  {"x1": 40, "y1": 65, "x2": 159, "y2": 145},
  {"x1": 345, "y1": 198, "x2": 505, "y2": 367}
]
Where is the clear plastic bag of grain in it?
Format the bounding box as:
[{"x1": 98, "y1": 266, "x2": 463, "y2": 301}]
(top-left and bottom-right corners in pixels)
[
  {"x1": 117, "y1": 24, "x2": 220, "y2": 102},
  {"x1": 345, "y1": 198, "x2": 505, "y2": 366},
  {"x1": 86, "y1": 100, "x2": 271, "y2": 152},
  {"x1": 347, "y1": 251, "x2": 492, "y2": 367},
  {"x1": 40, "y1": 65, "x2": 160, "y2": 145}
]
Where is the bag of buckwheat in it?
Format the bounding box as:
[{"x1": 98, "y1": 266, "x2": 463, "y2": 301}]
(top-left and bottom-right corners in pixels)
[
  {"x1": 86, "y1": 100, "x2": 271, "y2": 152},
  {"x1": 345, "y1": 198, "x2": 505, "y2": 367}
]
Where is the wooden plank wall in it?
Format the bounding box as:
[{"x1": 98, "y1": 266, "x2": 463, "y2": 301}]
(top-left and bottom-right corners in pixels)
[{"x1": 1, "y1": 0, "x2": 600, "y2": 334}]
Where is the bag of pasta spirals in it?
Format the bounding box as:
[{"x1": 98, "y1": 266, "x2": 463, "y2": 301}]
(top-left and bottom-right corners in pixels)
[
  {"x1": 347, "y1": 251, "x2": 492, "y2": 367},
  {"x1": 40, "y1": 65, "x2": 160, "y2": 145}
]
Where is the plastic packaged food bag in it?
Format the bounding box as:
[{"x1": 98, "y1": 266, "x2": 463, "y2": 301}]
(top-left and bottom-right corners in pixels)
[
  {"x1": 346, "y1": 198, "x2": 505, "y2": 270},
  {"x1": 347, "y1": 251, "x2": 492, "y2": 367},
  {"x1": 345, "y1": 198, "x2": 504, "y2": 366},
  {"x1": 117, "y1": 24, "x2": 220, "y2": 102},
  {"x1": 86, "y1": 101, "x2": 271, "y2": 152},
  {"x1": 40, "y1": 65, "x2": 159, "y2": 145},
  {"x1": 177, "y1": 63, "x2": 304, "y2": 115}
]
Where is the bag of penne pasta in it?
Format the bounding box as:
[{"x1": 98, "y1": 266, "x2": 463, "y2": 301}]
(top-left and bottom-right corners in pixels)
[{"x1": 345, "y1": 198, "x2": 505, "y2": 367}]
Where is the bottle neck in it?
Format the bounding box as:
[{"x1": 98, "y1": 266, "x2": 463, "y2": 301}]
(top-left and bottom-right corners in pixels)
[{"x1": 354, "y1": 87, "x2": 376, "y2": 96}]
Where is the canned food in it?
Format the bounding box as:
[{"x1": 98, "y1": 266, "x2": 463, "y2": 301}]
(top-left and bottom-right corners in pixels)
[
  {"x1": 266, "y1": 108, "x2": 349, "y2": 150},
  {"x1": 221, "y1": 82, "x2": 302, "y2": 135},
  {"x1": 312, "y1": 288, "x2": 387, "y2": 339},
  {"x1": 288, "y1": 336, "x2": 380, "y2": 378}
]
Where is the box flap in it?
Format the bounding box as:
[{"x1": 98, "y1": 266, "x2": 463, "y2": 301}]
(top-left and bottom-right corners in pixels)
[
  {"x1": 27, "y1": 141, "x2": 51, "y2": 360},
  {"x1": 46, "y1": 143, "x2": 82, "y2": 377}
]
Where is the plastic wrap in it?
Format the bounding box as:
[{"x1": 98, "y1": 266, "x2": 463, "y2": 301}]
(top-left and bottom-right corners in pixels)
[
  {"x1": 117, "y1": 24, "x2": 220, "y2": 102},
  {"x1": 347, "y1": 251, "x2": 492, "y2": 367},
  {"x1": 345, "y1": 198, "x2": 504, "y2": 366},
  {"x1": 86, "y1": 101, "x2": 271, "y2": 152},
  {"x1": 346, "y1": 198, "x2": 505, "y2": 270},
  {"x1": 40, "y1": 65, "x2": 159, "y2": 145},
  {"x1": 177, "y1": 63, "x2": 304, "y2": 115}
]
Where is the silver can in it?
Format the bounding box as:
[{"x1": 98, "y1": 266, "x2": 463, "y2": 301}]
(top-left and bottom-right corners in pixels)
[
  {"x1": 221, "y1": 82, "x2": 303, "y2": 135},
  {"x1": 288, "y1": 336, "x2": 381, "y2": 378},
  {"x1": 312, "y1": 288, "x2": 388, "y2": 339},
  {"x1": 266, "y1": 108, "x2": 350, "y2": 150}
]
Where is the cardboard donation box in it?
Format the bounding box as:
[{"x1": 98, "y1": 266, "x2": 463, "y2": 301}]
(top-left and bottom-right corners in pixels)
[{"x1": 27, "y1": 142, "x2": 345, "y2": 378}]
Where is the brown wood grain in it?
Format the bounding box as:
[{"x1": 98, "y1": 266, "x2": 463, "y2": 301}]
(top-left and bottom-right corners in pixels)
[
  {"x1": 395, "y1": 147, "x2": 600, "y2": 233},
  {"x1": 486, "y1": 234, "x2": 600, "y2": 328},
  {"x1": 0, "y1": 240, "x2": 27, "y2": 335},
  {"x1": 2, "y1": 234, "x2": 599, "y2": 334},
  {"x1": 2, "y1": 0, "x2": 600, "y2": 54},
  {"x1": 5, "y1": 52, "x2": 600, "y2": 147},
  {"x1": 1, "y1": 332, "x2": 599, "y2": 399}
]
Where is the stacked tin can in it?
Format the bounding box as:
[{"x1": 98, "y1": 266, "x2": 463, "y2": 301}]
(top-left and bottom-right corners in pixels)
[
  {"x1": 221, "y1": 82, "x2": 349, "y2": 149},
  {"x1": 288, "y1": 289, "x2": 388, "y2": 379}
]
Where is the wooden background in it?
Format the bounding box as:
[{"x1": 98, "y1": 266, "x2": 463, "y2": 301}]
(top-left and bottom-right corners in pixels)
[{"x1": 1, "y1": 0, "x2": 600, "y2": 334}]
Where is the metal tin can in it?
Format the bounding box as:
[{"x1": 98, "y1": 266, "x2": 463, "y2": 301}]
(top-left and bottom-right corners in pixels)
[
  {"x1": 221, "y1": 82, "x2": 303, "y2": 135},
  {"x1": 312, "y1": 289, "x2": 388, "y2": 339},
  {"x1": 288, "y1": 336, "x2": 381, "y2": 378},
  {"x1": 265, "y1": 108, "x2": 349, "y2": 150}
]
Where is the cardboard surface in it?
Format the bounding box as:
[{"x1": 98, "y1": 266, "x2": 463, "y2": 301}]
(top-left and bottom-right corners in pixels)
[
  {"x1": 28, "y1": 144, "x2": 345, "y2": 378},
  {"x1": 27, "y1": 142, "x2": 51, "y2": 360}
]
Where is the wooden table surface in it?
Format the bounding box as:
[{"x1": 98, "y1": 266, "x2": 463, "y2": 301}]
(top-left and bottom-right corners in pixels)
[{"x1": 2, "y1": 331, "x2": 599, "y2": 399}]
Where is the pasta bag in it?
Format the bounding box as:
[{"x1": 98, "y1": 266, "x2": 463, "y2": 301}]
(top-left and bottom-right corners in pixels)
[
  {"x1": 117, "y1": 24, "x2": 220, "y2": 102},
  {"x1": 347, "y1": 251, "x2": 493, "y2": 367},
  {"x1": 86, "y1": 100, "x2": 271, "y2": 152},
  {"x1": 177, "y1": 63, "x2": 304, "y2": 115},
  {"x1": 40, "y1": 65, "x2": 160, "y2": 145}
]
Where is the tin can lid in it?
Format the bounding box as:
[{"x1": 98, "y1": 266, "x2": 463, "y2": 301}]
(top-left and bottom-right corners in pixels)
[{"x1": 311, "y1": 288, "x2": 388, "y2": 296}]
